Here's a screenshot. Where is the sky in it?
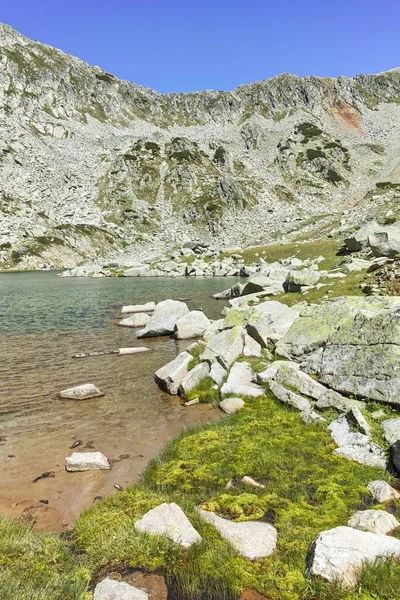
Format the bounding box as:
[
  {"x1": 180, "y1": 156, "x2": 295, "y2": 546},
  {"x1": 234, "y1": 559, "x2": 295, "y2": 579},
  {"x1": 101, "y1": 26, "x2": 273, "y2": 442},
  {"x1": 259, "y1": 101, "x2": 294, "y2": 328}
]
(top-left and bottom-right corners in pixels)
[{"x1": 1, "y1": 0, "x2": 399, "y2": 93}]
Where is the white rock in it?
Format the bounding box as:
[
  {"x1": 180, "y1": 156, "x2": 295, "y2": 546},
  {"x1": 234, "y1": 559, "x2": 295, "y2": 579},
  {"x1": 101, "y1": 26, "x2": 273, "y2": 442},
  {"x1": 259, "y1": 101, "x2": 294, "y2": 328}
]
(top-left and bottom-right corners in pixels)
[
  {"x1": 219, "y1": 397, "x2": 245, "y2": 414},
  {"x1": 367, "y1": 480, "x2": 400, "y2": 503},
  {"x1": 241, "y1": 475, "x2": 264, "y2": 488},
  {"x1": 155, "y1": 351, "x2": 192, "y2": 395},
  {"x1": 94, "y1": 577, "x2": 148, "y2": 600},
  {"x1": 243, "y1": 333, "x2": 262, "y2": 358},
  {"x1": 174, "y1": 310, "x2": 211, "y2": 339},
  {"x1": 221, "y1": 362, "x2": 263, "y2": 398},
  {"x1": 134, "y1": 502, "x2": 202, "y2": 548},
  {"x1": 118, "y1": 347, "x2": 150, "y2": 355},
  {"x1": 59, "y1": 383, "x2": 104, "y2": 400},
  {"x1": 382, "y1": 418, "x2": 400, "y2": 445},
  {"x1": 65, "y1": 451, "x2": 110, "y2": 472},
  {"x1": 121, "y1": 302, "x2": 156, "y2": 314},
  {"x1": 137, "y1": 300, "x2": 189, "y2": 338},
  {"x1": 179, "y1": 362, "x2": 210, "y2": 396},
  {"x1": 201, "y1": 326, "x2": 245, "y2": 369},
  {"x1": 210, "y1": 361, "x2": 227, "y2": 386},
  {"x1": 119, "y1": 313, "x2": 151, "y2": 328},
  {"x1": 246, "y1": 301, "x2": 299, "y2": 348},
  {"x1": 269, "y1": 381, "x2": 311, "y2": 411},
  {"x1": 199, "y1": 510, "x2": 277, "y2": 560},
  {"x1": 307, "y1": 526, "x2": 400, "y2": 585},
  {"x1": 348, "y1": 510, "x2": 399, "y2": 535}
]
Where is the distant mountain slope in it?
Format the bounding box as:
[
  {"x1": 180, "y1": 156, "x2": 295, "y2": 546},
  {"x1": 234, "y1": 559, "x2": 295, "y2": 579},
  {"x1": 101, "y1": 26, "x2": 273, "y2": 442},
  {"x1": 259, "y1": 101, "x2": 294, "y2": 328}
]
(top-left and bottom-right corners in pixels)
[{"x1": 0, "y1": 22, "x2": 399, "y2": 269}]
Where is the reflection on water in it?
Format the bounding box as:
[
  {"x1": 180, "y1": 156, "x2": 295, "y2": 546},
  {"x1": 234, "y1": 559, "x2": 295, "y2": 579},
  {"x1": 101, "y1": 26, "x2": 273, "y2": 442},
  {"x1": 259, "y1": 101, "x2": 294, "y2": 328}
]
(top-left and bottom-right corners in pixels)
[{"x1": 0, "y1": 271, "x2": 237, "y2": 529}]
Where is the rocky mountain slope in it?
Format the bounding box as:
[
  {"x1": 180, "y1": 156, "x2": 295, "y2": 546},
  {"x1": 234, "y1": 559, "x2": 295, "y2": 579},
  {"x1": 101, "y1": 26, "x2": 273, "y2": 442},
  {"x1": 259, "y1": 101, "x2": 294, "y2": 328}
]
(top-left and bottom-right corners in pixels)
[{"x1": 1, "y1": 22, "x2": 400, "y2": 269}]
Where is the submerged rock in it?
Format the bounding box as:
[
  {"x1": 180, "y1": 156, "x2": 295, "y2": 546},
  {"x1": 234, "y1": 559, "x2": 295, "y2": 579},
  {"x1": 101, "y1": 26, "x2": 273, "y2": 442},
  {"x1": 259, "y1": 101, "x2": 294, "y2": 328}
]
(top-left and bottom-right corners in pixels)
[
  {"x1": 307, "y1": 526, "x2": 400, "y2": 585},
  {"x1": 94, "y1": 578, "x2": 148, "y2": 600},
  {"x1": 65, "y1": 451, "x2": 110, "y2": 472},
  {"x1": 199, "y1": 509, "x2": 277, "y2": 560},
  {"x1": 134, "y1": 502, "x2": 202, "y2": 548},
  {"x1": 119, "y1": 313, "x2": 151, "y2": 328},
  {"x1": 59, "y1": 383, "x2": 104, "y2": 400}
]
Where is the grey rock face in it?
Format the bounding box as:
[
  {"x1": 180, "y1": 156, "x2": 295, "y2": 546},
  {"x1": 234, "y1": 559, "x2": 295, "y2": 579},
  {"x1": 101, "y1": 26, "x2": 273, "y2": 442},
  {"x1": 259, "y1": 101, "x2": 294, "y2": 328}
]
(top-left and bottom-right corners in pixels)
[
  {"x1": 276, "y1": 296, "x2": 400, "y2": 406},
  {"x1": 220, "y1": 362, "x2": 264, "y2": 398},
  {"x1": 137, "y1": 300, "x2": 189, "y2": 338},
  {"x1": 94, "y1": 578, "x2": 148, "y2": 600},
  {"x1": 65, "y1": 451, "x2": 110, "y2": 471},
  {"x1": 347, "y1": 510, "x2": 399, "y2": 535},
  {"x1": 307, "y1": 526, "x2": 400, "y2": 585},
  {"x1": 154, "y1": 351, "x2": 192, "y2": 395},
  {"x1": 174, "y1": 310, "x2": 211, "y2": 339},
  {"x1": 199, "y1": 509, "x2": 277, "y2": 560},
  {"x1": 367, "y1": 480, "x2": 400, "y2": 503},
  {"x1": 246, "y1": 301, "x2": 299, "y2": 348},
  {"x1": 134, "y1": 502, "x2": 202, "y2": 548},
  {"x1": 59, "y1": 383, "x2": 104, "y2": 400}
]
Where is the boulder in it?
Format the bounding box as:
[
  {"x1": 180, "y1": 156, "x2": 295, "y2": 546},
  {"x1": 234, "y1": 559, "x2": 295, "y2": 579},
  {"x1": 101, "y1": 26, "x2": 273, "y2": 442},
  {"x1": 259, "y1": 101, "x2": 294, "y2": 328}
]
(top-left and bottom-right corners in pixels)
[
  {"x1": 199, "y1": 510, "x2": 277, "y2": 560},
  {"x1": 121, "y1": 302, "x2": 156, "y2": 314},
  {"x1": 344, "y1": 220, "x2": 382, "y2": 252},
  {"x1": 301, "y1": 410, "x2": 325, "y2": 425},
  {"x1": 340, "y1": 258, "x2": 373, "y2": 273},
  {"x1": 155, "y1": 351, "x2": 192, "y2": 395},
  {"x1": 307, "y1": 526, "x2": 400, "y2": 585},
  {"x1": 201, "y1": 326, "x2": 245, "y2": 369},
  {"x1": 268, "y1": 381, "x2": 311, "y2": 411},
  {"x1": 243, "y1": 333, "x2": 262, "y2": 358},
  {"x1": 246, "y1": 301, "x2": 299, "y2": 348},
  {"x1": 179, "y1": 362, "x2": 210, "y2": 397},
  {"x1": 285, "y1": 268, "x2": 320, "y2": 292},
  {"x1": 65, "y1": 451, "x2": 110, "y2": 472},
  {"x1": 209, "y1": 361, "x2": 227, "y2": 386},
  {"x1": 137, "y1": 300, "x2": 189, "y2": 338},
  {"x1": 174, "y1": 311, "x2": 211, "y2": 339},
  {"x1": 59, "y1": 383, "x2": 104, "y2": 400},
  {"x1": 221, "y1": 362, "x2": 263, "y2": 398},
  {"x1": 241, "y1": 275, "x2": 278, "y2": 296},
  {"x1": 275, "y1": 296, "x2": 400, "y2": 406},
  {"x1": 367, "y1": 480, "x2": 400, "y2": 503},
  {"x1": 94, "y1": 578, "x2": 148, "y2": 600},
  {"x1": 347, "y1": 510, "x2": 399, "y2": 535},
  {"x1": 328, "y1": 415, "x2": 385, "y2": 468},
  {"x1": 382, "y1": 418, "x2": 400, "y2": 445},
  {"x1": 219, "y1": 397, "x2": 245, "y2": 414},
  {"x1": 369, "y1": 230, "x2": 400, "y2": 257},
  {"x1": 203, "y1": 319, "x2": 225, "y2": 342},
  {"x1": 119, "y1": 313, "x2": 151, "y2": 328},
  {"x1": 134, "y1": 502, "x2": 202, "y2": 548}
]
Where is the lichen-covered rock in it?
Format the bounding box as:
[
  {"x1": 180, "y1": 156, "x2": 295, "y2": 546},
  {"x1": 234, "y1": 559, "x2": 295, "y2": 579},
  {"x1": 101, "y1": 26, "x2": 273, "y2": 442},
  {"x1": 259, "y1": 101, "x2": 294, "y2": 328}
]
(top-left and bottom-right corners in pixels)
[
  {"x1": 155, "y1": 351, "x2": 192, "y2": 395},
  {"x1": 245, "y1": 301, "x2": 299, "y2": 348},
  {"x1": 221, "y1": 362, "x2": 263, "y2": 398},
  {"x1": 134, "y1": 502, "x2": 202, "y2": 548},
  {"x1": 307, "y1": 526, "x2": 400, "y2": 585},
  {"x1": 276, "y1": 296, "x2": 400, "y2": 405},
  {"x1": 347, "y1": 510, "x2": 399, "y2": 535},
  {"x1": 199, "y1": 509, "x2": 277, "y2": 560},
  {"x1": 201, "y1": 326, "x2": 245, "y2": 369},
  {"x1": 137, "y1": 300, "x2": 189, "y2": 338}
]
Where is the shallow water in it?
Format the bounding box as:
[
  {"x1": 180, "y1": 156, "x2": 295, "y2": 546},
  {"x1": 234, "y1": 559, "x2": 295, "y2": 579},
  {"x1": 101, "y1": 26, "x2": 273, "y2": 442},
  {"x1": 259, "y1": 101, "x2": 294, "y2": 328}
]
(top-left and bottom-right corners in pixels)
[{"x1": 0, "y1": 272, "x2": 237, "y2": 530}]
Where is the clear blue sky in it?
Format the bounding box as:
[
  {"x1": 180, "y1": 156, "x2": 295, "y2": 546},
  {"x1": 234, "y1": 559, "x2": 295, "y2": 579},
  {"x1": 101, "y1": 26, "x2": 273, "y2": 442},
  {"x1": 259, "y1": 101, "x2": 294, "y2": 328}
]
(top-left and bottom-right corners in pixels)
[{"x1": 2, "y1": 0, "x2": 399, "y2": 93}]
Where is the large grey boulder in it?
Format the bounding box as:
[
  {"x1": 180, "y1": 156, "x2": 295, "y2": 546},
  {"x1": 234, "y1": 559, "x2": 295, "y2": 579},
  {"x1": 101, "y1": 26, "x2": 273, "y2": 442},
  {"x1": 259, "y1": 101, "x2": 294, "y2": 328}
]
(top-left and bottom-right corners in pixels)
[
  {"x1": 174, "y1": 310, "x2": 211, "y2": 339},
  {"x1": 119, "y1": 313, "x2": 151, "y2": 328},
  {"x1": 240, "y1": 275, "x2": 282, "y2": 297},
  {"x1": 369, "y1": 228, "x2": 400, "y2": 257},
  {"x1": 285, "y1": 268, "x2": 320, "y2": 292},
  {"x1": 344, "y1": 221, "x2": 382, "y2": 252},
  {"x1": 65, "y1": 451, "x2": 110, "y2": 472},
  {"x1": 179, "y1": 362, "x2": 210, "y2": 397},
  {"x1": 59, "y1": 383, "x2": 104, "y2": 400},
  {"x1": 276, "y1": 296, "x2": 400, "y2": 406},
  {"x1": 246, "y1": 301, "x2": 299, "y2": 348},
  {"x1": 347, "y1": 510, "x2": 399, "y2": 535},
  {"x1": 368, "y1": 480, "x2": 400, "y2": 503},
  {"x1": 137, "y1": 300, "x2": 189, "y2": 338},
  {"x1": 199, "y1": 510, "x2": 277, "y2": 560},
  {"x1": 307, "y1": 526, "x2": 400, "y2": 585},
  {"x1": 121, "y1": 302, "x2": 156, "y2": 314},
  {"x1": 201, "y1": 326, "x2": 245, "y2": 369},
  {"x1": 382, "y1": 418, "x2": 400, "y2": 445},
  {"x1": 155, "y1": 351, "x2": 192, "y2": 395},
  {"x1": 221, "y1": 362, "x2": 264, "y2": 398},
  {"x1": 134, "y1": 503, "x2": 202, "y2": 548},
  {"x1": 94, "y1": 578, "x2": 148, "y2": 600}
]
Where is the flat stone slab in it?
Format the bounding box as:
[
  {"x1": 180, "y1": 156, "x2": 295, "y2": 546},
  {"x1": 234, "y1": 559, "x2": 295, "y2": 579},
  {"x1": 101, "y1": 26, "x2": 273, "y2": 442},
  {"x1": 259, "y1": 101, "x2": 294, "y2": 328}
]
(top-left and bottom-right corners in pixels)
[
  {"x1": 219, "y1": 397, "x2": 245, "y2": 414},
  {"x1": 348, "y1": 509, "x2": 399, "y2": 535},
  {"x1": 121, "y1": 302, "x2": 156, "y2": 314},
  {"x1": 199, "y1": 509, "x2": 277, "y2": 560},
  {"x1": 367, "y1": 480, "x2": 400, "y2": 503},
  {"x1": 134, "y1": 502, "x2": 202, "y2": 548},
  {"x1": 307, "y1": 525, "x2": 400, "y2": 585},
  {"x1": 59, "y1": 383, "x2": 104, "y2": 400},
  {"x1": 94, "y1": 577, "x2": 148, "y2": 600},
  {"x1": 66, "y1": 451, "x2": 110, "y2": 472}
]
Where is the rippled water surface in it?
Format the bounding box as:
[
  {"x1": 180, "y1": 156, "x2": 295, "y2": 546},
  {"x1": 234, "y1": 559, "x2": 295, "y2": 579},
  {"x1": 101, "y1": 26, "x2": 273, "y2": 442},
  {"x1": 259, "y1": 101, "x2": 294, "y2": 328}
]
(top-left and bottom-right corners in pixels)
[{"x1": 0, "y1": 272, "x2": 236, "y2": 529}]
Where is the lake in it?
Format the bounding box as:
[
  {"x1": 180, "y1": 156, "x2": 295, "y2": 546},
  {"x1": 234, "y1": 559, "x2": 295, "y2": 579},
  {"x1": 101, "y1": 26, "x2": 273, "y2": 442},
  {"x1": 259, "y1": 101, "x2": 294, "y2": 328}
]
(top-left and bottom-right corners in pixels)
[{"x1": 0, "y1": 271, "x2": 237, "y2": 530}]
